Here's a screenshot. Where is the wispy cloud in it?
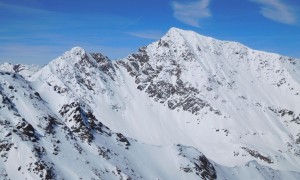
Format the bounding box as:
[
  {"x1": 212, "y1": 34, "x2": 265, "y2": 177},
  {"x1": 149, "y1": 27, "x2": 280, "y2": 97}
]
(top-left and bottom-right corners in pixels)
[
  {"x1": 0, "y1": 2, "x2": 132, "y2": 31},
  {"x1": 250, "y1": 0, "x2": 297, "y2": 25},
  {"x1": 171, "y1": 0, "x2": 211, "y2": 27},
  {"x1": 0, "y1": 2, "x2": 58, "y2": 17},
  {"x1": 120, "y1": 17, "x2": 143, "y2": 30},
  {"x1": 126, "y1": 31, "x2": 163, "y2": 40},
  {"x1": 0, "y1": 2, "x2": 141, "y2": 65},
  {"x1": 0, "y1": 44, "x2": 65, "y2": 65}
]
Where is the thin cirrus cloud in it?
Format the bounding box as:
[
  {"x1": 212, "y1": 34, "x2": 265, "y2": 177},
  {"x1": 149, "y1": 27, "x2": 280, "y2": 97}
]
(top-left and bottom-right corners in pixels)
[
  {"x1": 0, "y1": 1, "x2": 52, "y2": 14},
  {"x1": 171, "y1": 0, "x2": 211, "y2": 27},
  {"x1": 249, "y1": 0, "x2": 298, "y2": 25},
  {"x1": 126, "y1": 31, "x2": 163, "y2": 40},
  {"x1": 0, "y1": 2, "x2": 133, "y2": 31},
  {"x1": 0, "y1": 2, "x2": 140, "y2": 64}
]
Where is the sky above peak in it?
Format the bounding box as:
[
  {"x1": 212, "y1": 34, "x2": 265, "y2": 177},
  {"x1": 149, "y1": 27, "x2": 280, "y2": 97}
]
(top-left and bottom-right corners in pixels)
[{"x1": 0, "y1": 0, "x2": 300, "y2": 65}]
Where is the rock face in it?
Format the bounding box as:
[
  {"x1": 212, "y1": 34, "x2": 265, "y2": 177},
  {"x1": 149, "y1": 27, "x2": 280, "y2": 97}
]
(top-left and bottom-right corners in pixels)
[{"x1": 0, "y1": 28, "x2": 300, "y2": 179}]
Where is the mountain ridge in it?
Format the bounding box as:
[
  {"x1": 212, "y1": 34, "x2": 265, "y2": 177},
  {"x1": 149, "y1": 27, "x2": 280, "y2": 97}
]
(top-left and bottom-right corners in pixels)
[{"x1": 0, "y1": 27, "x2": 300, "y2": 179}]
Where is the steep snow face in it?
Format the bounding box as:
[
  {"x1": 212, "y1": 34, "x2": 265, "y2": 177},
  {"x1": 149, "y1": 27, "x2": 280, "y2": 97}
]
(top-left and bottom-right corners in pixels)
[
  {"x1": 1, "y1": 28, "x2": 300, "y2": 179},
  {"x1": 125, "y1": 27, "x2": 300, "y2": 112},
  {"x1": 0, "y1": 62, "x2": 40, "y2": 79},
  {"x1": 119, "y1": 27, "x2": 300, "y2": 171}
]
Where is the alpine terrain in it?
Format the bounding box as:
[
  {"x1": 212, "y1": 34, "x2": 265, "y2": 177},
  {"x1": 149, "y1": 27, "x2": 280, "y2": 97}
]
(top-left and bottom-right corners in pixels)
[{"x1": 0, "y1": 27, "x2": 300, "y2": 179}]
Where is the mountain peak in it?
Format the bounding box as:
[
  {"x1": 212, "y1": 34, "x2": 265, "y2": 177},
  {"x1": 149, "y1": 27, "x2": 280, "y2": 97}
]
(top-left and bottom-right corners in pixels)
[
  {"x1": 158, "y1": 27, "x2": 220, "y2": 53},
  {"x1": 164, "y1": 27, "x2": 189, "y2": 40},
  {"x1": 69, "y1": 46, "x2": 86, "y2": 55},
  {"x1": 166, "y1": 27, "x2": 184, "y2": 35},
  {"x1": 54, "y1": 47, "x2": 113, "y2": 69},
  {"x1": 50, "y1": 46, "x2": 99, "y2": 68},
  {"x1": 166, "y1": 27, "x2": 199, "y2": 35},
  {"x1": 165, "y1": 27, "x2": 211, "y2": 41}
]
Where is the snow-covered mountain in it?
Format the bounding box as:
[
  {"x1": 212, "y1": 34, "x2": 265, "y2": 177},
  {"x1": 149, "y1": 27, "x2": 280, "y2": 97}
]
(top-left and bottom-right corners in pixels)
[
  {"x1": 1, "y1": 27, "x2": 300, "y2": 179},
  {"x1": 0, "y1": 62, "x2": 40, "y2": 79}
]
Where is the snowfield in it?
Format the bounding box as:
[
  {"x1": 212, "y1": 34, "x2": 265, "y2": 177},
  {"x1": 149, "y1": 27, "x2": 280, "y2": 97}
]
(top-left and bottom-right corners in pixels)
[{"x1": 0, "y1": 28, "x2": 300, "y2": 179}]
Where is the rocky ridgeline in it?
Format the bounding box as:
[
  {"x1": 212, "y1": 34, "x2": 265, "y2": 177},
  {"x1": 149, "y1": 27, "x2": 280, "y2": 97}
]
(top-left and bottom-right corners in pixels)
[{"x1": 0, "y1": 28, "x2": 300, "y2": 179}]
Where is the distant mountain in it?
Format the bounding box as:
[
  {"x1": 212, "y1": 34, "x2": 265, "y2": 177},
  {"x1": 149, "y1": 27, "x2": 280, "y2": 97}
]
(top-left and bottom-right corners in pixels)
[
  {"x1": 0, "y1": 28, "x2": 300, "y2": 179},
  {"x1": 0, "y1": 62, "x2": 40, "y2": 79}
]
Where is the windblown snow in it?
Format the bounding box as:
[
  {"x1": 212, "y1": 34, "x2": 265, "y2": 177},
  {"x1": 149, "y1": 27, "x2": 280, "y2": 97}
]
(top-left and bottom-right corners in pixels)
[{"x1": 0, "y1": 28, "x2": 300, "y2": 179}]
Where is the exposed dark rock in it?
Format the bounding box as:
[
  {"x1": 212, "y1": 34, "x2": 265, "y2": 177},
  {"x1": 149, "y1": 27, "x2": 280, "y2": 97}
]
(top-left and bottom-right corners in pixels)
[
  {"x1": 53, "y1": 85, "x2": 68, "y2": 94},
  {"x1": 242, "y1": 147, "x2": 273, "y2": 163},
  {"x1": 0, "y1": 168, "x2": 9, "y2": 180},
  {"x1": 194, "y1": 156, "x2": 217, "y2": 180},
  {"x1": 59, "y1": 102, "x2": 94, "y2": 143},
  {"x1": 177, "y1": 145, "x2": 217, "y2": 180},
  {"x1": 116, "y1": 133, "x2": 130, "y2": 149},
  {"x1": 31, "y1": 160, "x2": 55, "y2": 180},
  {"x1": 44, "y1": 115, "x2": 60, "y2": 135},
  {"x1": 59, "y1": 102, "x2": 112, "y2": 143},
  {"x1": 98, "y1": 146, "x2": 111, "y2": 160},
  {"x1": 90, "y1": 53, "x2": 116, "y2": 80},
  {"x1": 296, "y1": 134, "x2": 300, "y2": 144},
  {"x1": 0, "y1": 141, "x2": 13, "y2": 153},
  {"x1": 74, "y1": 143, "x2": 83, "y2": 154},
  {"x1": 16, "y1": 120, "x2": 38, "y2": 142},
  {"x1": 118, "y1": 47, "x2": 221, "y2": 116}
]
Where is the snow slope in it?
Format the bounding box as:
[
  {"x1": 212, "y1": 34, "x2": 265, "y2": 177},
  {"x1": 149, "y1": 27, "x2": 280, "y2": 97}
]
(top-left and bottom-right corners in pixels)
[{"x1": 0, "y1": 28, "x2": 300, "y2": 179}]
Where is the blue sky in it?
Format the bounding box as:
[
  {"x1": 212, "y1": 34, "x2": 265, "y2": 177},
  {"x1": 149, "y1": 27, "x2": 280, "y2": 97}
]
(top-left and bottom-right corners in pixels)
[{"x1": 0, "y1": 0, "x2": 299, "y2": 65}]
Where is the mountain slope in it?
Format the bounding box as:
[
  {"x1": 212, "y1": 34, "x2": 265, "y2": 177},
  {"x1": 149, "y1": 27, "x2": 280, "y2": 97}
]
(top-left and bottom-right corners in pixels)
[
  {"x1": 1, "y1": 28, "x2": 300, "y2": 179},
  {"x1": 117, "y1": 27, "x2": 300, "y2": 167}
]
